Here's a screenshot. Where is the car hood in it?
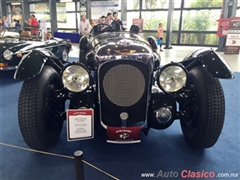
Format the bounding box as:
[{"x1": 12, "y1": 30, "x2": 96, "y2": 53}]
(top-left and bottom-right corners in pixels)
[
  {"x1": 0, "y1": 40, "x2": 44, "y2": 55},
  {"x1": 90, "y1": 32, "x2": 153, "y2": 61}
]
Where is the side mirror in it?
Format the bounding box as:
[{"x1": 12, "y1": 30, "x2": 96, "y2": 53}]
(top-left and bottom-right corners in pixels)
[
  {"x1": 130, "y1": 24, "x2": 140, "y2": 34},
  {"x1": 147, "y1": 36, "x2": 158, "y2": 51},
  {"x1": 86, "y1": 51, "x2": 95, "y2": 70},
  {"x1": 153, "y1": 52, "x2": 161, "y2": 70}
]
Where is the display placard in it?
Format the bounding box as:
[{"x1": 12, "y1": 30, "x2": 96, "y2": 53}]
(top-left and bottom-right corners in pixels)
[
  {"x1": 66, "y1": 109, "x2": 94, "y2": 141},
  {"x1": 225, "y1": 46, "x2": 240, "y2": 54},
  {"x1": 225, "y1": 17, "x2": 240, "y2": 54},
  {"x1": 132, "y1": 18, "x2": 143, "y2": 33},
  {"x1": 226, "y1": 34, "x2": 240, "y2": 46}
]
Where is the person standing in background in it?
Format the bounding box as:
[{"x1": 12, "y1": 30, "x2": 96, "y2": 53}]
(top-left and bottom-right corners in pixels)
[
  {"x1": 111, "y1": 12, "x2": 125, "y2": 30},
  {"x1": 0, "y1": 18, "x2": 3, "y2": 29},
  {"x1": 15, "y1": 20, "x2": 21, "y2": 27},
  {"x1": 3, "y1": 16, "x2": 9, "y2": 27},
  {"x1": 106, "y1": 13, "x2": 113, "y2": 25},
  {"x1": 11, "y1": 19, "x2": 17, "y2": 27},
  {"x1": 89, "y1": 19, "x2": 95, "y2": 27},
  {"x1": 29, "y1": 14, "x2": 39, "y2": 35},
  {"x1": 89, "y1": 18, "x2": 95, "y2": 33},
  {"x1": 157, "y1": 23, "x2": 164, "y2": 51},
  {"x1": 79, "y1": 14, "x2": 90, "y2": 36},
  {"x1": 104, "y1": 17, "x2": 110, "y2": 26}
]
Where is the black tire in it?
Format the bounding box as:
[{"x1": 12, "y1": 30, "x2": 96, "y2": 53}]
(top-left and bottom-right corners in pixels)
[
  {"x1": 61, "y1": 47, "x2": 69, "y2": 62},
  {"x1": 18, "y1": 66, "x2": 64, "y2": 150},
  {"x1": 180, "y1": 66, "x2": 225, "y2": 148}
]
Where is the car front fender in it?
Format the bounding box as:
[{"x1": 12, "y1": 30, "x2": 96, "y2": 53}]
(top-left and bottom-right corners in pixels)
[
  {"x1": 14, "y1": 49, "x2": 63, "y2": 80},
  {"x1": 180, "y1": 48, "x2": 234, "y2": 79}
]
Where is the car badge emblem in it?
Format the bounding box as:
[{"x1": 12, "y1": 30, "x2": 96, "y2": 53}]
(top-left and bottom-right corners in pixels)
[
  {"x1": 114, "y1": 49, "x2": 136, "y2": 56},
  {"x1": 119, "y1": 133, "x2": 129, "y2": 139}
]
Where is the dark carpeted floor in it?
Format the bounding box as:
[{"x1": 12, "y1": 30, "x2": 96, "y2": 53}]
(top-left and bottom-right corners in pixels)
[{"x1": 0, "y1": 58, "x2": 239, "y2": 180}]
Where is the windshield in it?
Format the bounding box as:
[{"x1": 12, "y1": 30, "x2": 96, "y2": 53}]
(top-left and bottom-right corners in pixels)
[{"x1": 90, "y1": 31, "x2": 148, "y2": 48}]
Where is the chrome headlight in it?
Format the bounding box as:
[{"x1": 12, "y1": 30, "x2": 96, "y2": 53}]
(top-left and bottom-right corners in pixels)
[
  {"x1": 3, "y1": 50, "x2": 13, "y2": 60},
  {"x1": 158, "y1": 64, "x2": 187, "y2": 93},
  {"x1": 62, "y1": 64, "x2": 90, "y2": 92}
]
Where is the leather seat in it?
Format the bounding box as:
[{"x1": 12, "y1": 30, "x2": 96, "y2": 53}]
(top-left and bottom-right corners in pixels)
[{"x1": 21, "y1": 31, "x2": 31, "y2": 37}]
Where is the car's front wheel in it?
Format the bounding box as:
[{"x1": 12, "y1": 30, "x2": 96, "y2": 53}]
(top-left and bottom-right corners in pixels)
[
  {"x1": 180, "y1": 66, "x2": 225, "y2": 148},
  {"x1": 18, "y1": 66, "x2": 65, "y2": 150}
]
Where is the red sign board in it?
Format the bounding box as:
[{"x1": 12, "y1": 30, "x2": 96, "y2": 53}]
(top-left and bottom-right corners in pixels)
[
  {"x1": 107, "y1": 126, "x2": 141, "y2": 144},
  {"x1": 132, "y1": 18, "x2": 143, "y2": 33},
  {"x1": 216, "y1": 18, "x2": 230, "y2": 37}
]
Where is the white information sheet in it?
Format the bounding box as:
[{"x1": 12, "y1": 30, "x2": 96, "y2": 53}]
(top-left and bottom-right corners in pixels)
[{"x1": 67, "y1": 109, "x2": 94, "y2": 141}]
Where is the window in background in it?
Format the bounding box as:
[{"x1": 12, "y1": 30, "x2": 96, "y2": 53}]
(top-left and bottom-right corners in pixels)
[
  {"x1": 142, "y1": 11, "x2": 168, "y2": 30},
  {"x1": 172, "y1": 10, "x2": 180, "y2": 30},
  {"x1": 77, "y1": 12, "x2": 80, "y2": 27},
  {"x1": 142, "y1": 0, "x2": 169, "y2": 9},
  {"x1": 77, "y1": 2, "x2": 80, "y2": 11},
  {"x1": 29, "y1": 3, "x2": 50, "y2": 28},
  {"x1": 237, "y1": 9, "x2": 240, "y2": 16},
  {"x1": 171, "y1": 33, "x2": 178, "y2": 44},
  {"x1": 56, "y1": 3, "x2": 66, "y2": 23},
  {"x1": 180, "y1": 33, "x2": 218, "y2": 45},
  {"x1": 58, "y1": 13, "x2": 77, "y2": 29},
  {"x1": 127, "y1": 12, "x2": 140, "y2": 29},
  {"x1": 65, "y1": 2, "x2": 75, "y2": 11},
  {"x1": 29, "y1": 3, "x2": 49, "y2": 15},
  {"x1": 174, "y1": 0, "x2": 182, "y2": 8},
  {"x1": 127, "y1": 0, "x2": 140, "y2": 10},
  {"x1": 182, "y1": 10, "x2": 220, "y2": 31},
  {"x1": 184, "y1": 0, "x2": 222, "y2": 8}
]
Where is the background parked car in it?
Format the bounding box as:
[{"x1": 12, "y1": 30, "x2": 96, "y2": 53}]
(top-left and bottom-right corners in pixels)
[{"x1": 0, "y1": 27, "x2": 72, "y2": 71}]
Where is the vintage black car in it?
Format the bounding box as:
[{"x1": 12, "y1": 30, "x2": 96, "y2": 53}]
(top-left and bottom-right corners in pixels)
[
  {"x1": 0, "y1": 27, "x2": 72, "y2": 70},
  {"x1": 14, "y1": 24, "x2": 234, "y2": 151}
]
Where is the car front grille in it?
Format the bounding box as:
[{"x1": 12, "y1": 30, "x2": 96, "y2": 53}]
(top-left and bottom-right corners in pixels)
[{"x1": 98, "y1": 60, "x2": 150, "y2": 127}]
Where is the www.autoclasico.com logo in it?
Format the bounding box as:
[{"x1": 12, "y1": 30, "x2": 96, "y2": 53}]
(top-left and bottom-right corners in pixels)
[{"x1": 141, "y1": 170, "x2": 239, "y2": 178}]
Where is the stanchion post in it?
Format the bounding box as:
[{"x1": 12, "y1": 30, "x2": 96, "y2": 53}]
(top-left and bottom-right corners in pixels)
[{"x1": 74, "y1": 150, "x2": 84, "y2": 180}]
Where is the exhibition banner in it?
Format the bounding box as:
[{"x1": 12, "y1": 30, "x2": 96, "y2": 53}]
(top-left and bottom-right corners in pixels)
[
  {"x1": 66, "y1": 109, "x2": 94, "y2": 141},
  {"x1": 91, "y1": 0, "x2": 119, "y2": 20}
]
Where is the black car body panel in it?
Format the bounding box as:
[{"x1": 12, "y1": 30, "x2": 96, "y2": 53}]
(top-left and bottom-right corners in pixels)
[
  {"x1": 181, "y1": 48, "x2": 234, "y2": 79},
  {"x1": 14, "y1": 49, "x2": 65, "y2": 80}
]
